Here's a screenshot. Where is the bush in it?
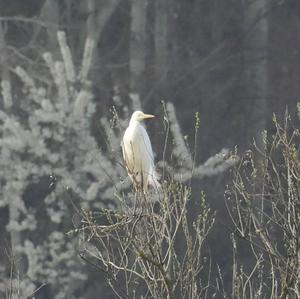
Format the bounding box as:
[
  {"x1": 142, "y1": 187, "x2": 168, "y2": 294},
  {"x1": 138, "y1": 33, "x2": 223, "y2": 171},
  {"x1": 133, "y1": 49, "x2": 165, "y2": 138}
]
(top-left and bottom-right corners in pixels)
[{"x1": 224, "y1": 111, "x2": 300, "y2": 299}]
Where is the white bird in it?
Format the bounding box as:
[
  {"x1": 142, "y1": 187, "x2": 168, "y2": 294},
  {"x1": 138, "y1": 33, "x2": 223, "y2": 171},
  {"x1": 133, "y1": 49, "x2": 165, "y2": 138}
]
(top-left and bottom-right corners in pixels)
[{"x1": 122, "y1": 111, "x2": 160, "y2": 192}]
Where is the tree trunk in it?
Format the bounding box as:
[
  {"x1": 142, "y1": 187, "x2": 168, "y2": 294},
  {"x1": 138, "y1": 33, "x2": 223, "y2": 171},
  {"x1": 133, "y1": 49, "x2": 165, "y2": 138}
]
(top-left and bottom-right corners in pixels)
[
  {"x1": 129, "y1": 0, "x2": 147, "y2": 96},
  {"x1": 86, "y1": 0, "x2": 120, "y2": 62},
  {"x1": 40, "y1": 0, "x2": 59, "y2": 51},
  {"x1": 243, "y1": 0, "x2": 270, "y2": 145},
  {"x1": 154, "y1": 0, "x2": 169, "y2": 83},
  {"x1": 0, "y1": 21, "x2": 12, "y2": 109}
]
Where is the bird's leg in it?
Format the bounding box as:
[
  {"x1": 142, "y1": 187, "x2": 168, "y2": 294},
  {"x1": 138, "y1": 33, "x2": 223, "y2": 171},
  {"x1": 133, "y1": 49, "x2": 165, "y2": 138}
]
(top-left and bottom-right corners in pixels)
[
  {"x1": 130, "y1": 171, "x2": 143, "y2": 214},
  {"x1": 133, "y1": 191, "x2": 138, "y2": 216},
  {"x1": 141, "y1": 171, "x2": 144, "y2": 194},
  {"x1": 139, "y1": 171, "x2": 148, "y2": 212},
  {"x1": 131, "y1": 175, "x2": 139, "y2": 215}
]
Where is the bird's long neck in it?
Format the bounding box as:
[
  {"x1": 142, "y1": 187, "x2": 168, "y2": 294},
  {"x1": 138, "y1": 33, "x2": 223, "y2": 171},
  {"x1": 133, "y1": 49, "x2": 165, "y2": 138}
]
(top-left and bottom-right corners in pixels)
[{"x1": 129, "y1": 119, "x2": 141, "y2": 126}]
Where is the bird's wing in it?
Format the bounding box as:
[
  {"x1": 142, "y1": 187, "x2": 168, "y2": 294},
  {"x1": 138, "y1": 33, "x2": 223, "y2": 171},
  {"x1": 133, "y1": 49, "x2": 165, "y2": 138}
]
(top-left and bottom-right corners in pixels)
[
  {"x1": 139, "y1": 125, "x2": 160, "y2": 187},
  {"x1": 121, "y1": 128, "x2": 133, "y2": 171},
  {"x1": 139, "y1": 124, "x2": 154, "y2": 162}
]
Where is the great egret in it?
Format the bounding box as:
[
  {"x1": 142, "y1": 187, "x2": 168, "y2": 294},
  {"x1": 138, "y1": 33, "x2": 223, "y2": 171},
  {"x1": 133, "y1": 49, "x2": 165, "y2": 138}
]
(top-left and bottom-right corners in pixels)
[{"x1": 122, "y1": 111, "x2": 160, "y2": 192}]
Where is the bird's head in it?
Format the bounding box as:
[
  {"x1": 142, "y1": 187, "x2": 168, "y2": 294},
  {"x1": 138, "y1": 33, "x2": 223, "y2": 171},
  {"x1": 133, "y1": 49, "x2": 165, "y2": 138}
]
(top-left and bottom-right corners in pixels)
[{"x1": 130, "y1": 111, "x2": 155, "y2": 123}]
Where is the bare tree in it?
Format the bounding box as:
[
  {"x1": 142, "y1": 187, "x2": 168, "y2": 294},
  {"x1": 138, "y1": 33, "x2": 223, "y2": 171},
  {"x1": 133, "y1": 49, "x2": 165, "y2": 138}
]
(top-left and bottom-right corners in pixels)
[
  {"x1": 75, "y1": 183, "x2": 215, "y2": 299},
  {"x1": 224, "y1": 111, "x2": 300, "y2": 299}
]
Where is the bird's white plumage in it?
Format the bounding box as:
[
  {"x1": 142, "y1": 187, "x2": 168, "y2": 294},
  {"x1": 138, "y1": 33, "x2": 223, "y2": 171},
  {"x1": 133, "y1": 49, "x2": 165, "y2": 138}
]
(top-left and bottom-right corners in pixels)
[{"x1": 122, "y1": 111, "x2": 159, "y2": 192}]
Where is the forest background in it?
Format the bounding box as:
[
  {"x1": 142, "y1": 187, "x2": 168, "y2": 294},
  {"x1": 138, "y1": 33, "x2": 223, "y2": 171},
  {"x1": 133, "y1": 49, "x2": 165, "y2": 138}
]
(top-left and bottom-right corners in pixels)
[{"x1": 0, "y1": 0, "x2": 299, "y2": 298}]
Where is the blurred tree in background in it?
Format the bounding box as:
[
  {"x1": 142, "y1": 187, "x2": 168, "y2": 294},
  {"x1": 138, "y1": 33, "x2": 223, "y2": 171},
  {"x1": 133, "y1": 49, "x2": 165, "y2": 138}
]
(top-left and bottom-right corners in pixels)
[{"x1": 0, "y1": 0, "x2": 299, "y2": 298}]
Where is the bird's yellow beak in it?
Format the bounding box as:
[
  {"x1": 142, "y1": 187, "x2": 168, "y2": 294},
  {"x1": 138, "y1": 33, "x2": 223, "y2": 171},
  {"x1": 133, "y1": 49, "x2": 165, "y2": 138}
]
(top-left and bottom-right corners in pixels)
[{"x1": 142, "y1": 113, "x2": 155, "y2": 119}]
